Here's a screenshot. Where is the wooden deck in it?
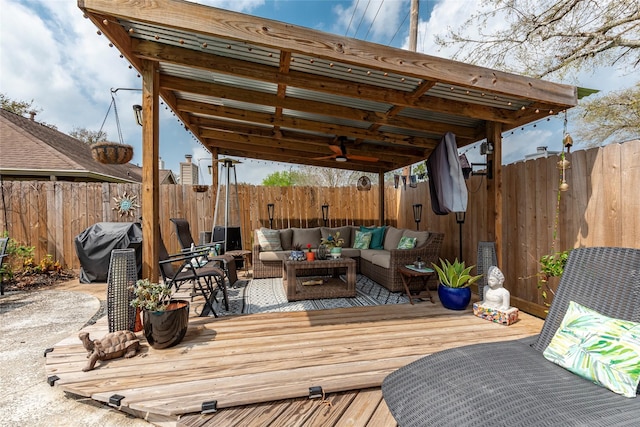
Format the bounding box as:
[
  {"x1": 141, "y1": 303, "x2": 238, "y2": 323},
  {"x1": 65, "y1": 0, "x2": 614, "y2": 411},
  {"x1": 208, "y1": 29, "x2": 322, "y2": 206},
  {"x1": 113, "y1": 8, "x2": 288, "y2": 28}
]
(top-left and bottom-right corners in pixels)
[{"x1": 45, "y1": 299, "x2": 543, "y2": 426}]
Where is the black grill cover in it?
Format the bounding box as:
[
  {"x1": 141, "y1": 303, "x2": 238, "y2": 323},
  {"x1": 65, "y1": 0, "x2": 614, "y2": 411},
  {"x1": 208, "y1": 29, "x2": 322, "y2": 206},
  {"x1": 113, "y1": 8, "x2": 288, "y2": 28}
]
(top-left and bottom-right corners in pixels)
[{"x1": 75, "y1": 222, "x2": 142, "y2": 283}]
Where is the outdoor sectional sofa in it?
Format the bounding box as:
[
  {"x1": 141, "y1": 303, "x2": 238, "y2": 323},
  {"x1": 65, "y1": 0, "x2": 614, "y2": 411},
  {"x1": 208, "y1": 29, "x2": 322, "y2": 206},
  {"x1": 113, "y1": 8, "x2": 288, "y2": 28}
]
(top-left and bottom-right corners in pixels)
[
  {"x1": 382, "y1": 246, "x2": 640, "y2": 426},
  {"x1": 252, "y1": 226, "x2": 444, "y2": 292}
]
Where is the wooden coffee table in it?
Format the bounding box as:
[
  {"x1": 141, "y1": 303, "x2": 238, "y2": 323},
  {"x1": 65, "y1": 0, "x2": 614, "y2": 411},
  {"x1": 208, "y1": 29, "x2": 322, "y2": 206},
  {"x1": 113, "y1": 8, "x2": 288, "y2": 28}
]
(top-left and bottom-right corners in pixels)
[
  {"x1": 398, "y1": 265, "x2": 435, "y2": 304},
  {"x1": 283, "y1": 258, "x2": 356, "y2": 301}
]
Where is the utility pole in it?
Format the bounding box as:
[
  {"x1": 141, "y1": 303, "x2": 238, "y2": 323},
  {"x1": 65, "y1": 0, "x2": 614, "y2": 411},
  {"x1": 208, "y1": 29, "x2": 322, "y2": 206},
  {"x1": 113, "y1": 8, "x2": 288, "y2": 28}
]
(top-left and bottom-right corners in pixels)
[{"x1": 403, "y1": 0, "x2": 419, "y2": 179}]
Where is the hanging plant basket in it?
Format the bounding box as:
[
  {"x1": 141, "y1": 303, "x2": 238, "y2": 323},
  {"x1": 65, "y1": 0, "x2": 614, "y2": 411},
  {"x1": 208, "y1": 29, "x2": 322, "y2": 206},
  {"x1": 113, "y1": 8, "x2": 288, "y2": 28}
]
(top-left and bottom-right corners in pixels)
[
  {"x1": 192, "y1": 185, "x2": 209, "y2": 193},
  {"x1": 91, "y1": 142, "x2": 134, "y2": 165}
]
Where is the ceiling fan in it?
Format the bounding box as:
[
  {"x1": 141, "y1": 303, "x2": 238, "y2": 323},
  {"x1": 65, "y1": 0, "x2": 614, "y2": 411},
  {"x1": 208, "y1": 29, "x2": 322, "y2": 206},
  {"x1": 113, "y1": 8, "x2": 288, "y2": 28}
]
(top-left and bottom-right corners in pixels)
[{"x1": 314, "y1": 136, "x2": 378, "y2": 163}]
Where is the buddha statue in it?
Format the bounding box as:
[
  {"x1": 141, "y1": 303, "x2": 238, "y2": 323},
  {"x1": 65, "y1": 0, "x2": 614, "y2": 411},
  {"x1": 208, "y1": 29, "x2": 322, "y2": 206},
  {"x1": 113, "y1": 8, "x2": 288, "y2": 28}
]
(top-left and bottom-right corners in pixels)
[{"x1": 481, "y1": 266, "x2": 511, "y2": 311}]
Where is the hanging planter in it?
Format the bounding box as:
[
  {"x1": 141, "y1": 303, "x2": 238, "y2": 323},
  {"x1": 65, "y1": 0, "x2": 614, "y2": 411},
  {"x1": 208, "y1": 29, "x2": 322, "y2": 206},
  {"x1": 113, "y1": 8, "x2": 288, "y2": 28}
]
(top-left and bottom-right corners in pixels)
[
  {"x1": 91, "y1": 141, "x2": 134, "y2": 165},
  {"x1": 192, "y1": 185, "x2": 208, "y2": 193}
]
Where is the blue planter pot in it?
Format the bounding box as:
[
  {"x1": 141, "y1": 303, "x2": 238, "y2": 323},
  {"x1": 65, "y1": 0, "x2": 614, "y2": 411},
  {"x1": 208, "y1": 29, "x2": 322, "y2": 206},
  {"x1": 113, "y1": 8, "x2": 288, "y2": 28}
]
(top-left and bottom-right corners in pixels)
[{"x1": 438, "y1": 285, "x2": 471, "y2": 310}]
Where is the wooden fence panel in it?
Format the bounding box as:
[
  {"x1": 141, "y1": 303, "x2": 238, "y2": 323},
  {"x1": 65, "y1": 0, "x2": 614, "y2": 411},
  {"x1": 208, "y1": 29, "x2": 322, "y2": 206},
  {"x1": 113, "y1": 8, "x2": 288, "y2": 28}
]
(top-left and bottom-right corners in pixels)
[{"x1": 1, "y1": 140, "x2": 638, "y2": 314}]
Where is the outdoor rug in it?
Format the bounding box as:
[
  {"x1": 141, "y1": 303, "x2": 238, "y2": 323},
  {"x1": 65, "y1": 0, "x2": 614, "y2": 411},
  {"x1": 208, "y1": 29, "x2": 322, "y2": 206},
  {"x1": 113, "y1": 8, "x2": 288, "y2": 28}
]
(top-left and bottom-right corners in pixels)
[{"x1": 210, "y1": 274, "x2": 410, "y2": 316}]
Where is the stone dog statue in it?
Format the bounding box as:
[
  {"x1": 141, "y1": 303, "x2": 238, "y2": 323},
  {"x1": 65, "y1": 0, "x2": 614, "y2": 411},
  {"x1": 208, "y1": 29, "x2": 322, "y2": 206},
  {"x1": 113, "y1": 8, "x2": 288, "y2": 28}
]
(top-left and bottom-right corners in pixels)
[{"x1": 79, "y1": 331, "x2": 140, "y2": 372}]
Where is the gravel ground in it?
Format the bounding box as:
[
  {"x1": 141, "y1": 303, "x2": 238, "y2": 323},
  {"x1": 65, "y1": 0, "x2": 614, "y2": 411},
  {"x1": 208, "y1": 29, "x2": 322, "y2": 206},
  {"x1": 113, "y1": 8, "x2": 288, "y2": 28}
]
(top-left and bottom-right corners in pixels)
[{"x1": 0, "y1": 289, "x2": 151, "y2": 427}]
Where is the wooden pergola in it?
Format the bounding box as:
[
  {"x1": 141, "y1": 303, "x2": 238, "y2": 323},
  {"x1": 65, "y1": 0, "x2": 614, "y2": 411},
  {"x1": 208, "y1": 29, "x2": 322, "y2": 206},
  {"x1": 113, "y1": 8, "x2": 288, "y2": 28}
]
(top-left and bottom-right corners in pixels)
[{"x1": 78, "y1": 0, "x2": 578, "y2": 281}]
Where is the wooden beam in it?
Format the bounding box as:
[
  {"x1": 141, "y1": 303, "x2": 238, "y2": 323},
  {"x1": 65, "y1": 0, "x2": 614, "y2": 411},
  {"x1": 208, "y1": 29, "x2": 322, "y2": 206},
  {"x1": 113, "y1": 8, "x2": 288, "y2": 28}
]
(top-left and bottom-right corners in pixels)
[
  {"x1": 161, "y1": 75, "x2": 478, "y2": 140},
  {"x1": 132, "y1": 39, "x2": 522, "y2": 125},
  {"x1": 82, "y1": 0, "x2": 577, "y2": 106},
  {"x1": 486, "y1": 121, "x2": 503, "y2": 267},
  {"x1": 141, "y1": 60, "x2": 160, "y2": 282}
]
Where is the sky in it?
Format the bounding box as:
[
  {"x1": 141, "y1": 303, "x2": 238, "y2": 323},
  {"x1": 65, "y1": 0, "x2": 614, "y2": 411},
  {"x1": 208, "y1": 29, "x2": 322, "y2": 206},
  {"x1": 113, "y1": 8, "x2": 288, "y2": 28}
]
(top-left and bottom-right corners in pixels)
[{"x1": 1, "y1": 0, "x2": 637, "y2": 184}]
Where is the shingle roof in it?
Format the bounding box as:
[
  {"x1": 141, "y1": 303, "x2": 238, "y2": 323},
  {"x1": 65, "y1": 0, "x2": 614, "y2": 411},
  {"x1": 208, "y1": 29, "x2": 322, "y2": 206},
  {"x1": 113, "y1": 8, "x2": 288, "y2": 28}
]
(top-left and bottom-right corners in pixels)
[{"x1": 0, "y1": 109, "x2": 141, "y2": 182}]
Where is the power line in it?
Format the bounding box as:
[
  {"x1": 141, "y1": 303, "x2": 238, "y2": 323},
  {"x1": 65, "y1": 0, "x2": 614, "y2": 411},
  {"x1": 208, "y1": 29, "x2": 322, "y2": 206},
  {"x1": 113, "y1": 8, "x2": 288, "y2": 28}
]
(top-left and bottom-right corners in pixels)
[
  {"x1": 364, "y1": 0, "x2": 385, "y2": 41},
  {"x1": 344, "y1": 0, "x2": 361, "y2": 37}
]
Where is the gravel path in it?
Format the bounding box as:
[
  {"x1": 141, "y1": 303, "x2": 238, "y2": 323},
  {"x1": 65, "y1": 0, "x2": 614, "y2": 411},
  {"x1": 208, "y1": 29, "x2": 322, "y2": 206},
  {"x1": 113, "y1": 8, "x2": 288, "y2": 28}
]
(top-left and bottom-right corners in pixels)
[{"x1": 0, "y1": 289, "x2": 150, "y2": 427}]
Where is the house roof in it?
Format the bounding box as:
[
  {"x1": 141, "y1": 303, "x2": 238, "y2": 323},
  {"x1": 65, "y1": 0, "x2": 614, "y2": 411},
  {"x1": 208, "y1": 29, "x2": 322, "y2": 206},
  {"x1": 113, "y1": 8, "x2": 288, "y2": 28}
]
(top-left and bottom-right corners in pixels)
[
  {"x1": 78, "y1": 0, "x2": 579, "y2": 174},
  {"x1": 0, "y1": 109, "x2": 141, "y2": 183}
]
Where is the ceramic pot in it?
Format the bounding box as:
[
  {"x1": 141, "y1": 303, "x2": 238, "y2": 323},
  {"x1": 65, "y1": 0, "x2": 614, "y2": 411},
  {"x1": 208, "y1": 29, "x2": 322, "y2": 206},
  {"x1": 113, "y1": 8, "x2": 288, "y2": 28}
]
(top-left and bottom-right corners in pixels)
[
  {"x1": 438, "y1": 285, "x2": 471, "y2": 310},
  {"x1": 306, "y1": 251, "x2": 315, "y2": 261},
  {"x1": 143, "y1": 300, "x2": 190, "y2": 349},
  {"x1": 330, "y1": 247, "x2": 342, "y2": 258}
]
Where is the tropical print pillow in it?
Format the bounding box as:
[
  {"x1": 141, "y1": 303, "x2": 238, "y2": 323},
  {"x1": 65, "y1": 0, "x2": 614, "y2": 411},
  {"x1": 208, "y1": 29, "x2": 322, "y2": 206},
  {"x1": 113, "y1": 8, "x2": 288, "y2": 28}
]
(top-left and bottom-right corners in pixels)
[
  {"x1": 543, "y1": 301, "x2": 640, "y2": 397},
  {"x1": 397, "y1": 236, "x2": 417, "y2": 249},
  {"x1": 353, "y1": 231, "x2": 372, "y2": 249}
]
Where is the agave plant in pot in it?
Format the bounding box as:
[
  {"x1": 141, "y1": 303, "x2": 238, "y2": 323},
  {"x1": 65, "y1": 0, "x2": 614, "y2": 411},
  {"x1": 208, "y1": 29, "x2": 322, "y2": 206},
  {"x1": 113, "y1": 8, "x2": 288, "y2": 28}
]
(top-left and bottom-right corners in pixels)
[
  {"x1": 432, "y1": 258, "x2": 482, "y2": 310},
  {"x1": 130, "y1": 279, "x2": 190, "y2": 349}
]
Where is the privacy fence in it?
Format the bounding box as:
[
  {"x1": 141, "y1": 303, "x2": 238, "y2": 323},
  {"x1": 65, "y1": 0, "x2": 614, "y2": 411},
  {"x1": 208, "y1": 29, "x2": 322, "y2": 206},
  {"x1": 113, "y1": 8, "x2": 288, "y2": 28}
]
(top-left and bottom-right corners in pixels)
[{"x1": 1, "y1": 140, "x2": 638, "y2": 315}]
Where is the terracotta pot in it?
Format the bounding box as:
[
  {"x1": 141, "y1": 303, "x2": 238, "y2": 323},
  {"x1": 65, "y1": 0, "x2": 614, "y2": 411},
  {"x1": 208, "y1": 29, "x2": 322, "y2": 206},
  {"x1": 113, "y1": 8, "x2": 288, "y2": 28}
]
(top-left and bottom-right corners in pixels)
[
  {"x1": 142, "y1": 300, "x2": 190, "y2": 349},
  {"x1": 306, "y1": 251, "x2": 315, "y2": 261}
]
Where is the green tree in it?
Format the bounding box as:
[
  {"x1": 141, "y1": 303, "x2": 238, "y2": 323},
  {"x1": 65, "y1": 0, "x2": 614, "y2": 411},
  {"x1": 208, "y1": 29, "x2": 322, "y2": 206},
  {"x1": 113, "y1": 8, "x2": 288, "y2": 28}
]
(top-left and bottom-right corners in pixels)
[
  {"x1": 1, "y1": 93, "x2": 39, "y2": 116},
  {"x1": 0, "y1": 93, "x2": 56, "y2": 129},
  {"x1": 571, "y1": 83, "x2": 640, "y2": 147},
  {"x1": 436, "y1": 0, "x2": 639, "y2": 79},
  {"x1": 262, "y1": 170, "x2": 305, "y2": 186},
  {"x1": 69, "y1": 127, "x2": 108, "y2": 145}
]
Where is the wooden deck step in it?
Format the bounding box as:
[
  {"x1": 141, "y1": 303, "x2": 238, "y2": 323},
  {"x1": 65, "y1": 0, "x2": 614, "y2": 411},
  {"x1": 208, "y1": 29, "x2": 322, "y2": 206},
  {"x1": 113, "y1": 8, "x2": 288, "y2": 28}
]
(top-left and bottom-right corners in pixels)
[{"x1": 45, "y1": 302, "x2": 544, "y2": 424}]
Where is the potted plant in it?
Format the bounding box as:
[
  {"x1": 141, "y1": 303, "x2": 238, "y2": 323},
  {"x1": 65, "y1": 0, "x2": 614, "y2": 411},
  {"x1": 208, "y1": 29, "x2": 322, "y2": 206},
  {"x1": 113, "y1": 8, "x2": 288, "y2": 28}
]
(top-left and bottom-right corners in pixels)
[
  {"x1": 130, "y1": 279, "x2": 190, "y2": 349},
  {"x1": 537, "y1": 250, "x2": 570, "y2": 309},
  {"x1": 321, "y1": 232, "x2": 345, "y2": 258},
  {"x1": 432, "y1": 258, "x2": 482, "y2": 310},
  {"x1": 306, "y1": 243, "x2": 315, "y2": 261},
  {"x1": 290, "y1": 243, "x2": 306, "y2": 261}
]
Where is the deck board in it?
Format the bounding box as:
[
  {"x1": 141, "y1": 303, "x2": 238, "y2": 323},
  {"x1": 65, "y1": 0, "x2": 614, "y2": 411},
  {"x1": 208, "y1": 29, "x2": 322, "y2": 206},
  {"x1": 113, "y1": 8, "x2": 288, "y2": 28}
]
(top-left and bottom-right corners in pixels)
[{"x1": 45, "y1": 301, "x2": 543, "y2": 425}]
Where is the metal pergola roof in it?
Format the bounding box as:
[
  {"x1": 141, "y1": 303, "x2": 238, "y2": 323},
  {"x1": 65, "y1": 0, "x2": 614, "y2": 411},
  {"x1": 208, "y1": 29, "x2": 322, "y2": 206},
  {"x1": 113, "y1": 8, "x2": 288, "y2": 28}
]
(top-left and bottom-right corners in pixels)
[
  {"x1": 79, "y1": 0, "x2": 577, "y2": 174},
  {"x1": 78, "y1": 0, "x2": 579, "y2": 281}
]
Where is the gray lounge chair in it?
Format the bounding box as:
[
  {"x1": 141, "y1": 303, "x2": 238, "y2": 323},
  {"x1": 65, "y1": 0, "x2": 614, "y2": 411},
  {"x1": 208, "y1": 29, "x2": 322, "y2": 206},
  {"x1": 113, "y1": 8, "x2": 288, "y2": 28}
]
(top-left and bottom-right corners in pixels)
[{"x1": 382, "y1": 247, "x2": 640, "y2": 426}]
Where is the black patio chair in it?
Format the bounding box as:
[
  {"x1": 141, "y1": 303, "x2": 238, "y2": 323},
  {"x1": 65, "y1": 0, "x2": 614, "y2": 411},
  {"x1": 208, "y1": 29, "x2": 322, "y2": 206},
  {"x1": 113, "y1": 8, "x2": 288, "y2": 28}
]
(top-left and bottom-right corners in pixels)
[
  {"x1": 382, "y1": 246, "x2": 640, "y2": 426},
  {"x1": 158, "y1": 238, "x2": 228, "y2": 316},
  {"x1": 0, "y1": 237, "x2": 9, "y2": 295},
  {"x1": 169, "y1": 218, "x2": 238, "y2": 288}
]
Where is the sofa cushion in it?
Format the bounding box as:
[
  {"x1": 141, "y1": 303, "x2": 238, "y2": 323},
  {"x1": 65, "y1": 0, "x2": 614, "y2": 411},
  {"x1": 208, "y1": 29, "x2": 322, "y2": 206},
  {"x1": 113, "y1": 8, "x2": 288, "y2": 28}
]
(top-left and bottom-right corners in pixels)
[
  {"x1": 256, "y1": 228, "x2": 283, "y2": 251},
  {"x1": 397, "y1": 236, "x2": 417, "y2": 249},
  {"x1": 321, "y1": 227, "x2": 352, "y2": 247},
  {"x1": 353, "y1": 230, "x2": 372, "y2": 249},
  {"x1": 402, "y1": 229, "x2": 430, "y2": 247},
  {"x1": 258, "y1": 251, "x2": 289, "y2": 261},
  {"x1": 383, "y1": 226, "x2": 404, "y2": 250},
  {"x1": 279, "y1": 229, "x2": 293, "y2": 250},
  {"x1": 359, "y1": 249, "x2": 379, "y2": 263},
  {"x1": 371, "y1": 251, "x2": 391, "y2": 269},
  {"x1": 360, "y1": 226, "x2": 386, "y2": 249},
  {"x1": 291, "y1": 227, "x2": 321, "y2": 249}
]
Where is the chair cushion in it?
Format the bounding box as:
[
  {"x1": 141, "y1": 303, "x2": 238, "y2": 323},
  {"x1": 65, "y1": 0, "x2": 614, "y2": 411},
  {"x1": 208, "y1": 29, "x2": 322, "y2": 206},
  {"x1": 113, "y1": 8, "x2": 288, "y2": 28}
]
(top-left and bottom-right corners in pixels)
[
  {"x1": 360, "y1": 226, "x2": 386, "y2": 249},
  {"x1": 353, "y1": 231, "x2": 372, "y2": 249},
  {"x1": 543, "y1": 301, "x2": 640, "y2": 397},
  {"x1": 256, "y1": 228, "x2": 282, "y2": 251},
  {"x1": 291, "y1": 227, "x2": 321, "y2": 249},
  {"x1": 397, "y1": 236, "x2": 417, "y2": 249},
  {"x1": 371, "y1": 251, "x2": 391, "y2": 269},
  {"x1": 383, "y1": 226, "x2": 404, "y2": 250},
  {"x1": 402, "y1": 229, "x2": 430, "y2": 247}
]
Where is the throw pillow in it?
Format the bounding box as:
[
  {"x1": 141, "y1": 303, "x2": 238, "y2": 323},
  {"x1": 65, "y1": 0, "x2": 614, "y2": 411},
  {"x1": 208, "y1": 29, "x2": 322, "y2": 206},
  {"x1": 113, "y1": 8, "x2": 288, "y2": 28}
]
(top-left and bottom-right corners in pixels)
[
  {"x1": 543, "y1": 301, "x2": 640, "y2": 397},
  {"x1": 383, "y1": 226, "x2": 404, "y2": 250},
  {"x1": 353, "y1": 231, "x2": 372, "y2": 249},
  {"x1": 397, "y1": 236, "x2": 417, "y2": 249},
  {"x1": 402, "y1": 229, "x2": 430, "y2": 247},
  {"x1": 360, "y1": 226, "x2": 386, "y2": 250},
  {"x1": 256, "y1": 228, "x2": 282, "y2": 251}
]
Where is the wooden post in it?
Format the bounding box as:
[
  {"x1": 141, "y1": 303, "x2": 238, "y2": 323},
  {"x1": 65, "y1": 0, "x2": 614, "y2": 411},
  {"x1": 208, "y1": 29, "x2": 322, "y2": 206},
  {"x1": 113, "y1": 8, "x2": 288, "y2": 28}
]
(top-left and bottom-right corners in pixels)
[
  {"x1": 486, "y1": 121, "x2": 503, "y2": 267},
  {"x1": 379, "y1": 171, "x2": 385, "y2": 225},
  {"x1": 141, "y1": 60, "x2": 160, "y2": 282}
]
